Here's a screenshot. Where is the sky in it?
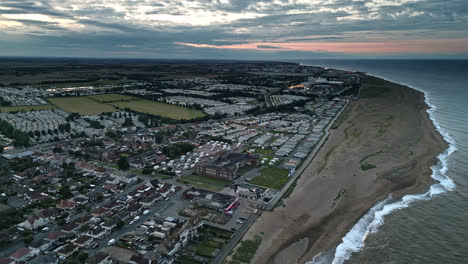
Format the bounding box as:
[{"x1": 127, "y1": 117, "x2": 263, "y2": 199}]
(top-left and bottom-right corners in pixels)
[{"x1": 1, "y1": 0, "x2": 468, "y2": 60}]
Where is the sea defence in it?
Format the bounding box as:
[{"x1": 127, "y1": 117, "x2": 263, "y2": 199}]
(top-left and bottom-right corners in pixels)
[{"x1": 241, "y1": 75, "x2": 448, "y2": 264}]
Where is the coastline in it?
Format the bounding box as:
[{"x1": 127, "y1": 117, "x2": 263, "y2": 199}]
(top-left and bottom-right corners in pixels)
[{"x1": 240, "y1": 75, "x2": 449, "y2": 264}]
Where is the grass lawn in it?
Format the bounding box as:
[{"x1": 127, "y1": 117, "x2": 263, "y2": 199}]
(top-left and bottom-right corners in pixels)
[
  {"x1": 87, "y1": 94, "x2": 136, "y2": 102},
  {"x1": 179, "y1": 178, "x2": 224, "y2": 192},
  {"x1": 110, "y1": 99, "x2": 205, "y2": 120},
  {"x1": 0, "y1": 104, "x2": 54, "y2": 113},
  {"x1": 177, "y1": 256, "x2": 203, "y2": 264},
  {"x1": 195, "y1": 243, "x2": 217, "y2": 257},
  {"x1": 186, "y1": 174, "x2": 231, "y2": 186},
  {"x1": 253, "y1": 148, "x2": 274, "y2": 155},
  {"x1": 151, "y1": 173, "x2": 173, "y2": 179},
  {"x1": 228, "y1": 235, "x2": 262, "y2": 264},
  {"x1": 237, "y1": 165, "x2": 255, "y2": 176},
  {"x1": 250, "y1": 167, "x2": 290, "y2": 189},
  {"x1": 47, "y1": 97, "x2": 116, "y2": 115}
]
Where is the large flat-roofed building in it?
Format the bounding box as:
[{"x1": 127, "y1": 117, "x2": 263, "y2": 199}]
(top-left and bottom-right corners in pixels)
[
  {"x1": 182, "y1": 187, "x2": 239, "y2": 212},
  {"x1": 195, "y1": 152, "x2": 258, "y2": 181}
]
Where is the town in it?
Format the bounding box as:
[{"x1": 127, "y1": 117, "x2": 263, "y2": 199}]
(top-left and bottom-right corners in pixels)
[{"x1": 0, "y1": 61, "x2": 361, "y2": 264}]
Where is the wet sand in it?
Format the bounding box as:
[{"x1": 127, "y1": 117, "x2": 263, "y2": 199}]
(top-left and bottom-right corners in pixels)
[{"x1": 242, "y1": 76, "x2": 448, "y2": 264}]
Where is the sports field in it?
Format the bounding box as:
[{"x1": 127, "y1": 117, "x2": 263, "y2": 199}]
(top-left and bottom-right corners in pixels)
[
  {"x1": 47, "y1": 97, "x2": 116, "y2": 115},
  {"x1": 87, "y1": 94, "x2": 136, "y2": 102},
  {"x1": 110, "y1": 99, "x2": 205, "y2": 120},
  {"x1": 0, "y1": 104, "x2": 54, "y2": 113}
]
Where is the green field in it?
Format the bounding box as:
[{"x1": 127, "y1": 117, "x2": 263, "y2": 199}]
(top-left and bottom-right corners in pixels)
[
  {"x1": 47, "y1": 94, "x2": 205, "y2": 119},
  {"x1": 179, "y1": 178, "x2": 224, "y2": 192},
  {"x1": 250, "y1": 167, "x2": 290, "y2": 189},
  {"x1": 0, "y1": 104, "x2": 54, "y2": 113},
  {"x1": 87, "y1": 94, "x2": 136, "y2": 102},
  {"x1": 47, "y1": 97, "x2": 116, "y2": 115},
  {"x1": 110, "y1": 99, "x2": 205, "y2": 120}
]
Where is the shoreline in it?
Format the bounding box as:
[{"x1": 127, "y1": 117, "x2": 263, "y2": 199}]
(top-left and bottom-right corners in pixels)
[{"x1": 240, "y1": 75, "x2": 448, "y2": 264}]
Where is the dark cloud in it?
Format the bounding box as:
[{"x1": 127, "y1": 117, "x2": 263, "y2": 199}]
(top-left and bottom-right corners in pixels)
[{"x1": 0, "y1": 0, "x2": 467, "y2": 58}]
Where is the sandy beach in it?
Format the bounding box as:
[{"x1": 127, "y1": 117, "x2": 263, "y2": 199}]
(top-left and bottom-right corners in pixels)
[{"x1": 241, "y1": 75, "x2": 448, "y2": 264}]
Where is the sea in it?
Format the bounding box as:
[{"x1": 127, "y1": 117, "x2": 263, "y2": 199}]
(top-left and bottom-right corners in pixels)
[{"x1": 296, "y1": 60, "x2": 468, "y2": 264}]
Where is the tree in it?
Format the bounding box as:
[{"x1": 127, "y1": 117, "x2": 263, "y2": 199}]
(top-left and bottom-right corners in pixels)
[
  {"x1": 76, "y1": 251, "x2": 88, "y2": 262},
  {"x1": 59, "y1": 185, "x2": 72, "y2": 199},
  {"x1": 23, "y1": 235, "x2": 34, "y2": 244},
  {"x1": 117, "y1": 156, "x2": 130, "y2": 170},
  {"x1": 116, "y1": 220, "x2": 125, "y2": 229},
  {"x1": 122, "y1": 117, "x2": 134, "y2": 127}
]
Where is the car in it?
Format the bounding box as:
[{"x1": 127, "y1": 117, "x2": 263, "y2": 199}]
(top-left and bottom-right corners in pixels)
[
  {"x1": 239, "y1": 217, "x2": 247, "y2": 221},
  {"x1": 236, "y1": 220, "x2": 243, "y2": 224},
  {"x1": 143, "y1": 210, "x2": 150, "y2": 215},
  {"x1": 230, "y1": 228, "x2": 237, "y2": 231},
  {"x1": 107, "y1": 239, "x2": 116, "y2": 246},
  {"x1": 91, "y1": 242, "x2": 99, "y2": 249}
]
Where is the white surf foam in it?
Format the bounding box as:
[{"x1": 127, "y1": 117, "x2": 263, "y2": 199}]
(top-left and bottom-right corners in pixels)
[{"x1": 307, "y1": 73, "x2": 457, "y2": 264}]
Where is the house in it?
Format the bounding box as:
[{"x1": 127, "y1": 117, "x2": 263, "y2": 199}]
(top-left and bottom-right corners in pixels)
[
  {"x1": 76, "y1": 215, "x2": 93, "y2": 225},
  {"x1": 44, "y1": 231, "x2": 66, "y2": 242},
  {"x1": 111, "y1": 173, "x2": 138, "y2": 185},
  {"x1": 101, "y1": 217, "x2": 118, "y2": 231},
  {"x1": 23, "y1": 190, "x2": 48, "y2": 202},
  {"x1": 9, "y1": 247, "x2": 38, "y2": 262},
  {"x1": 17, "y1": 215, "x2": 49, "y2": 230},
  {"x1": 73, "y1": 196, "x2": 89, "y2": 205},
  {"x1": 61, "y1": 222, "x2": 80, "y2": 233},
  {"x1": 72, "y1": 235, "x2": 93, "y2": 248},
  {"x1": 92, "y1": 207, "x2": 110, "y2": 217},
  {"x1": 56, "y1": 243, "x2": 78, "y2": 258},
  {"x1": 0, "y1": 258, "x2": 14, "y2": 264},
  {"x1": 129, "y1": 255, "x2": 151, "y2": 264},
  {"x1": 56, "y1": 200, "x2": 77, "y2": 210},
  {"x1": 38, "y1": 207, "x2": 63, "y2": 221},
  {"x1": 146, "y1": 179, "x2": 160, "y2": 189},
  {"x1": 116, "y1": 195, "x2": 132, "y2": 204},
  {"x1": 0, "y1": 227, "x2": 20, "y2": 244},
  {"x1": 86, "y1": 227, "x2": 107, "y2": 239},
  {"x1": 116, "y1": 211, "x2": 130, "y2": 221},
  {"x1": 127, "y1": 202, "x2": 142, "y2": 216},
  {"x1": 139, "y1": 193, "x2": 161, "y2": 208},
  {"x1": 86, "y1": 252, "x2": 112, "y2": 264}
]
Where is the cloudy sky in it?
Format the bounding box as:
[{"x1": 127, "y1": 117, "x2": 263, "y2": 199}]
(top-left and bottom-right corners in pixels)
[{"x1": 1, "y1": 0, "x2": 468, "y2": 59}]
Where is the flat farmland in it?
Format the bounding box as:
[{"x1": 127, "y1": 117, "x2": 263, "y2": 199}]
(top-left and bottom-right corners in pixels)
[
  {"x1": 87, "y1": 94, "x2": 136, "y2": 102},
  {"x1": 110, "y1": 99, "x2": 205, "y2": 120},
  {"x1": 47, "y1": 97, "x2": 116, "y2": 115},
  {"x1": 0, "y1": 104, "x2": 54, "y2": 113}
]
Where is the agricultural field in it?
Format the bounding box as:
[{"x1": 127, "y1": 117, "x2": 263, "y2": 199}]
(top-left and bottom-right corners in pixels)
[
  {"x1": 87, "y1": 94, "x2": 136, "y2": 102},
  {"x1": 110, "y1": 99, "x2": 205, "y2": 120},
  {"x1": 47, "y1": 97, "x2": 116, "y2": 115},
  {"x1": 0, "y1": 104, "x2": 54, "y2": 113},
  {"x1": 249, "y1": 167, "x2": 290, "y2": 189}
]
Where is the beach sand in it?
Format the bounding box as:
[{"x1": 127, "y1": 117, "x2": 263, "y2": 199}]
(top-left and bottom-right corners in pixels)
[{"x1": 241, "y1": 76, "x2": 447, "y2": 264}]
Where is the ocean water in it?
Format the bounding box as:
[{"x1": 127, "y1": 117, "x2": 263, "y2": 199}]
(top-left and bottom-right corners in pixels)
[{"x1": 298, "y1": 60, "x2": 468, "y2": 264}]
